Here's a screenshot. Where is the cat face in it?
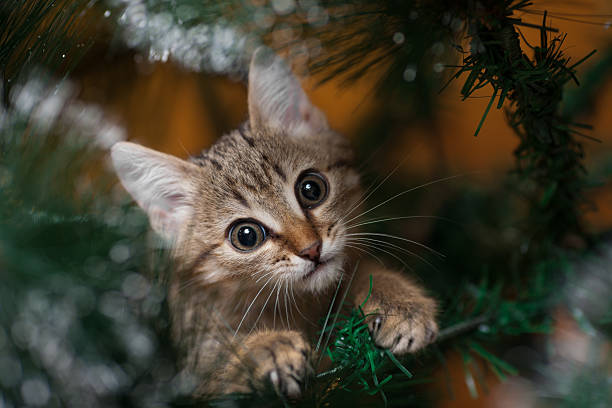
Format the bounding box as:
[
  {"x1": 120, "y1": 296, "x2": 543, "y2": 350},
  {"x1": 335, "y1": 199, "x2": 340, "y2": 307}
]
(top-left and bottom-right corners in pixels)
[{"x1": 111, "y1": 48, "x2": 361, "y2": 293}]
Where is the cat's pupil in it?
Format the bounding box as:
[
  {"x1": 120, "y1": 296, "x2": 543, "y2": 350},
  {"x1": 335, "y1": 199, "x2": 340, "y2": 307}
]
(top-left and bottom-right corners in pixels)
[
  {"x1": 237, "y1": 226, "x2": 257, "y2": 247},
  {"x1": 229, "y1": 220, "x2": 265, "y2": 251},
  {"x1": 295, "y1": 171, "x2": 328, "y2": 209},
  {"x1": 301, "y1": 181, "x2": 320, "y2": 201}
]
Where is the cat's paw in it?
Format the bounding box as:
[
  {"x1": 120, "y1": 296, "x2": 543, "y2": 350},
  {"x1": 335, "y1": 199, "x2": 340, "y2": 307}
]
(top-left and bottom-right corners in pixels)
[
  {"x1": 364, "y1": 298, "x2": 438, "y2": 355},
  {"x1": 230, "y1": 330, "x2": 312, "y2": 398}
]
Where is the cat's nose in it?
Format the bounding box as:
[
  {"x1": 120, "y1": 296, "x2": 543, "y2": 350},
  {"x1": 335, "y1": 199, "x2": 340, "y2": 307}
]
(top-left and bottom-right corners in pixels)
[{"x1": 298, "y1": 240, "x2": 322, "y2": 263}]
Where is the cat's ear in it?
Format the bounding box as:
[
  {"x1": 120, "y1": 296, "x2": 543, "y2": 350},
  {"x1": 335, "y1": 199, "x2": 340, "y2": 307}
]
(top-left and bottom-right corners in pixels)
[
  {"x1": 248, "y1": 47, "x2": 329, "y2": 136},
  {"x1": 110, "y1": 142, "x2": 199, "y2": 242}
]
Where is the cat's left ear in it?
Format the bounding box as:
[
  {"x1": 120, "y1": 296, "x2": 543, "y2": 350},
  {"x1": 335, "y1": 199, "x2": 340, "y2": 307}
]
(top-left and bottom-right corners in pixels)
[
  {"x1": 110, "y1": 142, "x2": 200, "y2": 243},
  {"x1": 248, "y1": 47, "x2": 329, "y2": 136}
]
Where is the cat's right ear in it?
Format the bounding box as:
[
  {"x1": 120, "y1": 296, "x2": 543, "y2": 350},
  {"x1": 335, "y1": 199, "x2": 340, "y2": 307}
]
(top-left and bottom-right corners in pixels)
[
  {"x1": 248, "y1": 47, "x2": 329, "y2": 137},
  {"x1": 110, "y1": 142, "x2": 199, "y2": 242}
]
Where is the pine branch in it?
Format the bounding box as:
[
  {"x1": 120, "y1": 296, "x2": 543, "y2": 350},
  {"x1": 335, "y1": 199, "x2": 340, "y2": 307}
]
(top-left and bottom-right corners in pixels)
[
  {"x1": 452, "y1": 6, "x2": 596, "y2": 245},
  {"x1": 436, "y1": 314, "x2": 489, "y2": 343}
]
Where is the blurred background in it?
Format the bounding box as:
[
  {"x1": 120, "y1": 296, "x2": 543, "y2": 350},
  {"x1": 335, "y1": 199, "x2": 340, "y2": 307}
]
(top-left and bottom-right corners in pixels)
[{"x1": 1, "y1": 0, "x2": 611, "y2": 407}]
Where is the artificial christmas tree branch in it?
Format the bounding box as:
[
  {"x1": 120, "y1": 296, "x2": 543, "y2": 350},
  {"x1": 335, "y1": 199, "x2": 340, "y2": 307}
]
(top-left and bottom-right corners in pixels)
[
  {"x1": 436, "y1": 314, "x2": 489, "y2": 343},
  {"x1": 454, "y1": 9, "x2": 596, "y2": 245}
]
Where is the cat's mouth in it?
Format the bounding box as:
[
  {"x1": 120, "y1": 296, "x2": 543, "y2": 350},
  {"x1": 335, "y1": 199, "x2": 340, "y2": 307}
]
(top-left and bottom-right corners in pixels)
[{"x1": 302, "y1": 260, "x2": 329, "y2": 280}]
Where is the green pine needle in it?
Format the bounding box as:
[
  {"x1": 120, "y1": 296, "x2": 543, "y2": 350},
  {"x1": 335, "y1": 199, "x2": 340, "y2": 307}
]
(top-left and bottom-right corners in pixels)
[{"x1": 317, "y1": 275, "x2": 414, "y2": 406}]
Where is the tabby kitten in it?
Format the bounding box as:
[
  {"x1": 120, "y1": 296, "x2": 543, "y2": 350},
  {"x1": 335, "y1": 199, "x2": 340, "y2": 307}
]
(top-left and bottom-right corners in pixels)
[{"x1": 110, "y1": 48, "x2": 438, "y2": 398}]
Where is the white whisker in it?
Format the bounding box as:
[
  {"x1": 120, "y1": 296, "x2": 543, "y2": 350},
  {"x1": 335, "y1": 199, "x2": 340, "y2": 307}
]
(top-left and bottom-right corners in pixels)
[
  {"x1": 344, "y1": 243, "x2": 385, "y2": 266},
  {"x1": 233, "y1": 275, "x2": 275, "y2": 337},
  {"x1": 346, "y1": 232, "x2": 445, "y2": 258},
  {"x1": 346, "y1": 215, "x2": 460, "y2": 230},
  {"x1": 284, "y1": 280, "x2": 291, "y2": 328},
  {"x1": 287, "y1": 281, "x2": 297, "y2": 325},
  {"x1": 346, "y1": 239, "x2": 413, "y2": 272},
  {"x1": 247, "y1": 280, "x2": 279, "y2": 336},
  {"x1": 315, "y1": 270, "x2": 344, "y2": 354},
  {"x1": 255, "y1": 270, "x2": 276, "y2": 283},
  {"x1": 344, "y1": 173, "x2": 468, "y2": 225},
  {"x1": 273, "y1": 280, "x2": 281, "y2": 329},
  {"x1": 339, "y1": 160, "x2": 405, "y2": 223},
  {"x1": 316, "y1": 264, "x2": 357, "y2": 369},
  {"x1": 347, "y1": 237, "x2": 440, "y2": 273},
  {"x1": 290, "y1": 278, "x2": 312, "y2": 324}
]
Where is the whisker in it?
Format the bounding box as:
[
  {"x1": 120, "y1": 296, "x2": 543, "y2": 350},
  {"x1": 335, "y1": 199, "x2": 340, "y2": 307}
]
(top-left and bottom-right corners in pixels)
[
  {"x1": 273, "y1": 280, "x2": 281, "y2": 329},
  {"x1": 340, "y1": 172, "x2": 387, "y2": 221},
  {"x1": 287, "y1": 281, "x2": 297, "y2": 325},
  {"x1": 344, "y1": 173, "x2": 469, "y2": 225},
  {"x1": 284, "y1": 280, "x2": 291, "y2": 329},
  {"x1": 290, "y1": 278, "x2": 313, "y2": 324},
  {"x1": 233, "y1": 275, "x2": 275, "y2": 337},
  {"x1": 344, "y1": 243, "x2": 385, "y2": 266},
  {"x1": 339, "y1": 160, "x2": 406, "y2": 223},
  {"x1": 346, "y1": 215, "x2": 462, "y2": 230},
  {"x1": 247, "y1": 280, "x2": 279, "y2": 336},
  {"x1": 347, "y1": 237, "x2": 441, "y2": 274},
  {"x1": 315, "y1": 269, "x2": 345, "y2": 354},
  {"x1": 346, "y1": 239, "x2": 413, "y2": 272},
  {"x1": 346, "y1": 232, "x2": 445, "y2": 258},
  {"x1": 316, "y1": 263, "x2": 357, "y2": 369},
  {"x1": 255, "y1": 270, "x2": 276, "y2": 283}
]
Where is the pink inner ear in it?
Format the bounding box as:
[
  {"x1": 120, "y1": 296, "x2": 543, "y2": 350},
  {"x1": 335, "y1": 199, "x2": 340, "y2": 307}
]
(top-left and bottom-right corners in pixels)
[
  {"x1": 165, "y1": 193, "x2": 185, "y2": 205},
  {"x1": 149, "y1": 206, "x2": 180, "y2": 238},
  {"x1": 299, "y1": 98, "x2": 327, "y2": 133},
  {"x1": 300, "y1": 102, "x2": 312, "y2": 123}
]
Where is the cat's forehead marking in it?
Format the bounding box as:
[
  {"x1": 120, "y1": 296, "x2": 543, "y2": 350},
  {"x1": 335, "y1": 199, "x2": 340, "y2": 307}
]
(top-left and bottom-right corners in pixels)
[
  {"x1": 230, "y1": 190, "x2": 250, "y2": 209},
  {"x1": 196, "y1": 154, "x2": 223, "y2": 171},
  {"x1": 272, "y1": 163, "x2": 287, "y2": 182}
]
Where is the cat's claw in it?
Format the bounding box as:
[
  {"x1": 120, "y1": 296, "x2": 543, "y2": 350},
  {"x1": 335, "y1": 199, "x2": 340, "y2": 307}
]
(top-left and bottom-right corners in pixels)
[
  {"x1": 269, "y1": 367, "x2": 302, "y2": 398},
  {"x1": 265, "y1": 345, "x2": 310, "y2": 398},
  {"x1": 228, "y1": 330, "x2": 312, "y2": 398},
  {"x1": 366, "y1": 306, "x2": 438, "y2": 355}
]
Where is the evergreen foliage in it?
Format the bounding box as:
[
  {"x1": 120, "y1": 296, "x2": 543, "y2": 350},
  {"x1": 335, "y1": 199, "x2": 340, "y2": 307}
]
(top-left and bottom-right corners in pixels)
[{"x1": 1, "y1": 0, "x2": 611, "y2": 407}]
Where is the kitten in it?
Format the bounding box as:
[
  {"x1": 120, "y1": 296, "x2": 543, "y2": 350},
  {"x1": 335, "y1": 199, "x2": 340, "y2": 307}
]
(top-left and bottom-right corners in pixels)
[{"x1": 110, "y1": 48, "x2": 438, "y2": 398}]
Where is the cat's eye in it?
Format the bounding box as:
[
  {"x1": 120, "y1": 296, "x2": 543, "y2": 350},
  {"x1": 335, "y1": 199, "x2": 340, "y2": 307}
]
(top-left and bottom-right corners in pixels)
[
  {"x1": 295, "y1": 171, "x2": 328, "y2": 209},
  {"x1": 228, "y1": 220, "x2": 266, "y2": 251}
]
